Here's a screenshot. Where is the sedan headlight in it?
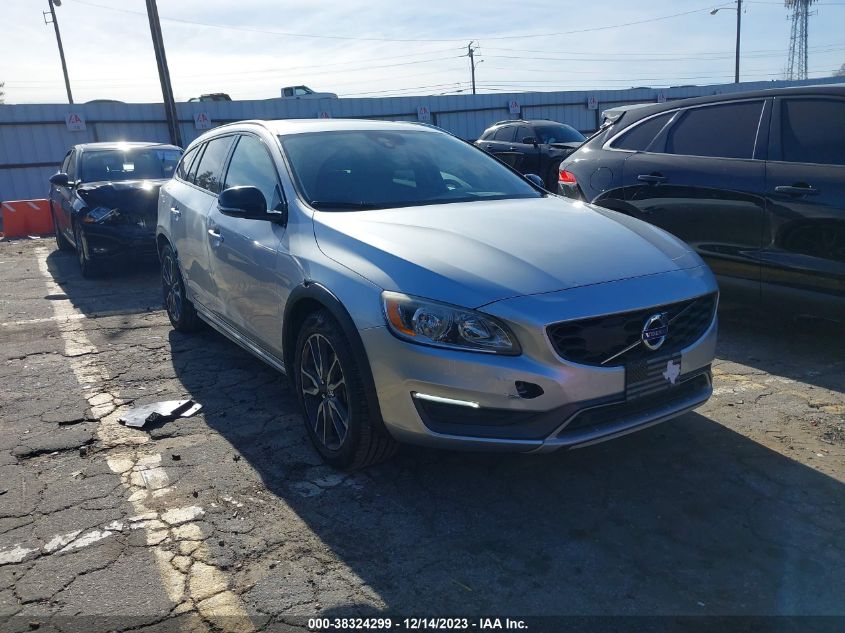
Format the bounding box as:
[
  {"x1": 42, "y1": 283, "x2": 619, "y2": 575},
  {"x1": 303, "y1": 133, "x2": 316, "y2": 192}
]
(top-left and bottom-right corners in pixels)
[
  {"x1": 382, "y1": 291, "x2": 520, "y2": 355},
  {"x1": 82, "y1": 207, "x2": 119, "y2": 224}
]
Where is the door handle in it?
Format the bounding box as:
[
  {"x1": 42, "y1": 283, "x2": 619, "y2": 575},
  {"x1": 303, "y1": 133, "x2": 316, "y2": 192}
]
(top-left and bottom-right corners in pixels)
[
  {"x1": 774, "y1": 184, "x2": 819, "y2": 196},
  {"x1": 637, "y1": 174, "x2": 667, "y2": 184},
  {"x1": 207, "y1": 228, "x2": 223, "y2": 243},
  {"x1": 170, "y1": 206, "x2": 181, "y2": 218}
]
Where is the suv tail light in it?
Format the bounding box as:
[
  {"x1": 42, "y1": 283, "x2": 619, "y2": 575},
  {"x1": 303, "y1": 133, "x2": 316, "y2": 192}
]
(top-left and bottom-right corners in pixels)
[{"x1": 559, "y1": 168, "x2": 578, "y2": 185}]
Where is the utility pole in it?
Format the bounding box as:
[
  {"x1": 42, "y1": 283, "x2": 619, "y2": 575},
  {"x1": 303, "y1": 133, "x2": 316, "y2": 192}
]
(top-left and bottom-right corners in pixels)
[
  {"x1": 735, "y1": 0, "x2": 742, "y2": 83},
  {"x1": 44, "y1": 0, "x2": 73, "y2": 104},
  {"x1": 145, "y1": 0, "x2": 182, "y2": 146},
  {"x1": 467, "y1": 41, "x2": 479, "y2": 95}
]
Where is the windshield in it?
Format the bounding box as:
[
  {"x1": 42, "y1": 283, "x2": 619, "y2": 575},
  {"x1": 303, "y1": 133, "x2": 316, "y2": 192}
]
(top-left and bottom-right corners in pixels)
[
  {"x1": 280, "y1": 129, "x2": 541, "y2": 210},
  {"x1": 533, "y1": 124, "x2": 585, "y2": 145},
  {"x1": 80, "y1": 147, "x2": 181, "y2": 182}
]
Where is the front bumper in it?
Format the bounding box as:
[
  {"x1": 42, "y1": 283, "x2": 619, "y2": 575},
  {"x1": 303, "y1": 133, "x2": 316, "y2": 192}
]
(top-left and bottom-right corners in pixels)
[
  {"x1": 80, "y1": 223, "x2": 157, "y2": 261},
  {"x1": 360, "y1": 277, "x2": 718, "y2": 452}
]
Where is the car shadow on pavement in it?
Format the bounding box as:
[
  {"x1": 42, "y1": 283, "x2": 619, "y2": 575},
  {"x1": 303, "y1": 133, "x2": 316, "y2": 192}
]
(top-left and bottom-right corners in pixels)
[
  {"x1": 167, "y1": 325, "x2": 845, "y2": 619},
  {"x1": 44, "y1": 250, "x2": 162, "y2": 318},
  {"x1": 716, "y1": 305, "x2": 845, "y2": 393}
]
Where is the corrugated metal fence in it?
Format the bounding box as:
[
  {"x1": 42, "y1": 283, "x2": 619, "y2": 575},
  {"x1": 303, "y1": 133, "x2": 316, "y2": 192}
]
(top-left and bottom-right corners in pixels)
[{"x1": 1, "y1": 76, "x2": 840, "y2": 202}]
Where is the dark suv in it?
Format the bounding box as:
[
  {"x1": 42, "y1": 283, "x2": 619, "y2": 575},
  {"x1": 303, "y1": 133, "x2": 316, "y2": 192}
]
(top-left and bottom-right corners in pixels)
[
  {"x1": 476, "y1": 119, "x2": 585, "y2": 189},
  {"x1": 558, "y1": 85, "x2": 845, "y2": 320}
]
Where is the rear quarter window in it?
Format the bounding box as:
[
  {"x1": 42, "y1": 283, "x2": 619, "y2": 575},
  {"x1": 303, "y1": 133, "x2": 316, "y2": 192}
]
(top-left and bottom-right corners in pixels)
[{"x1": 610, "y1": 112, "x2": 673, "y2": 151}]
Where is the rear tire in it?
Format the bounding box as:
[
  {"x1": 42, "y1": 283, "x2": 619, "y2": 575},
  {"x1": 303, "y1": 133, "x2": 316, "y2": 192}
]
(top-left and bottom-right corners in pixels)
[
  {"x1": 294, "y1": 309, "x2": 397, "y2": 470},
  {"x1": 52, "y1": 206, "x2": 73, "y2": 252},
  {"x1": 160, "y1": 243, "x2": 201, "y2": 332},
  {"x1": 73, "y1": 223, "x2": 100, "y2": 278}
]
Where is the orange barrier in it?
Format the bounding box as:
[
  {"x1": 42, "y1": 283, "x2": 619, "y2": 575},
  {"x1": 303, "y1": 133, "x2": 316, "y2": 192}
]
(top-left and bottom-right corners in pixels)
[{"x1": 0, "y1": 199, "x2": 54, "y2": 238}]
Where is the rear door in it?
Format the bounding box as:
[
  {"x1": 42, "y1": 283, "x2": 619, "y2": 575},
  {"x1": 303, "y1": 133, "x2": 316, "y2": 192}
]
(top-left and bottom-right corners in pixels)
[
  {"x1": 168, "y1": 135, "x2": 235, "y2": 313},
  {"x1": 481, "y1": 125, "x2": 520, "y2": 167},
  {"x1": 207, "y1": 133, "x2": 290, "y2": 355},
  {"x1": 762, "y1": 96, "x2": 845, "y2": 312},
  {"x1": 621, "y1": 99, "x2": 769, "y2": 299}
]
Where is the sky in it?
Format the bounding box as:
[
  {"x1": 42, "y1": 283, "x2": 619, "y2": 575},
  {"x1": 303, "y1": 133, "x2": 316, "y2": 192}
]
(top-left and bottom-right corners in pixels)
[{"x1": 0, "y1": 0, "x2": 843, "y2": 104}]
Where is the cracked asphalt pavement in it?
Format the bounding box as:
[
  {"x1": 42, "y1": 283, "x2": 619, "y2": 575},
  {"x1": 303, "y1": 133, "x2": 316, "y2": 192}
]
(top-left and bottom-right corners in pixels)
[{"x1": 1, "y1": 238, "x2": 844, "y2": 632}]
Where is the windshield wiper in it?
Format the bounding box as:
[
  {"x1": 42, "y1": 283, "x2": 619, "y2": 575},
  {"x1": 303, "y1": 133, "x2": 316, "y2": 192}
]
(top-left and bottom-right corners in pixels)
[{"x1": 309, "y1": 200, "x2": 382, "y2": 210}]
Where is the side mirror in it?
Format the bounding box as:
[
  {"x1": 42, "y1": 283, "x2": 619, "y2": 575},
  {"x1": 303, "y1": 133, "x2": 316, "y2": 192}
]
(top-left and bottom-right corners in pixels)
[
  {"x1": 522, "y1": 137, "x2": 538, "y2": 146},
  {"x1": 218, "y1": 186, "x2": 270, "y2": 220},
  {"x1": 525, "y1": 173, "x2": 544, "y2": 188},
  {"x1": 50, "y1": 172, "x2": 70, "y2": 187}
]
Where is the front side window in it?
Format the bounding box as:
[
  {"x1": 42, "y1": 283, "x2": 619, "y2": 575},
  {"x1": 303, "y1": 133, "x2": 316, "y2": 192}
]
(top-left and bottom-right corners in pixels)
[
  {"x1": 280, "y1": 129, "x2": 541, "y2": 210},
  {"x1": 193, "y1": 136, "x2": 234, "y2": 193},
  {"x1": 665, "y1": 101, "x2": 764, "y2": 159},
  {"x1": 79, "y1": 147, "x2": 181, "y2": 183},
  {"x1": 780, "y1": 98, "x2": 845, "y2": 166},
  {"x1": 294, "y1": 86, "x2": 313, "y2": 96},
  {"x1": 224, "y1": 135, "x2": 283, "y2": 209},
  {"x1": 66, "y1": 151, "x2": 78, "y2": 180}
]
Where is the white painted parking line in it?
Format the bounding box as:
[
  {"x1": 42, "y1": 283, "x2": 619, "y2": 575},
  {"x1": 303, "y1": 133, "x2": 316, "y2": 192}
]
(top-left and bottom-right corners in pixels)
[
  {"x1": 32, "y1": 247, "x2": 254, "y2": 631},
  {"x1": 1, "y1": 307, "x2": 165, "y2": 328}
]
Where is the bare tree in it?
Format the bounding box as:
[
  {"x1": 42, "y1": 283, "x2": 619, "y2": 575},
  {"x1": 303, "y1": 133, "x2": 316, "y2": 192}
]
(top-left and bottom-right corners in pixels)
[
  {"x1": 0, "y1": 81, "x2": 5, "y2": 104},
  {"x1": 836, "y1": 63, "x2": 845, "y2": 77}
]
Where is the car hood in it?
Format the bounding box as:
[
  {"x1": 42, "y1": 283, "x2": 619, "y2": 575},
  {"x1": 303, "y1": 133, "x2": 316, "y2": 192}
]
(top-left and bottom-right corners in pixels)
[
  {"x1": 76, "y1": 179, "x2": 165, "y2": 224},
  {"x1": 313, "y1": 196, "x2": 702, "y2": 308}
]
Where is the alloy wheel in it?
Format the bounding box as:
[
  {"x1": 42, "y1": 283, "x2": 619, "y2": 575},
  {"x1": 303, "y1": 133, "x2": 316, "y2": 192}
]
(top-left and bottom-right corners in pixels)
[
  {"x1": 161, "y1": 251, "x2": 182, "y2": 323},
  {"x1": 299, "y1": 333, "x2": 349, "y2": 451}
]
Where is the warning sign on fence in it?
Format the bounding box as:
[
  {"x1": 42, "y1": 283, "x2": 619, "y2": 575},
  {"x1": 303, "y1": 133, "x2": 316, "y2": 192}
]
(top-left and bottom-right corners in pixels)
[
  {"x1": 194, "y1": 112, "x2": 212, "y2": 129},
  {"x1": 65, "y1": 113, "x2": 86, "y2": 132}
]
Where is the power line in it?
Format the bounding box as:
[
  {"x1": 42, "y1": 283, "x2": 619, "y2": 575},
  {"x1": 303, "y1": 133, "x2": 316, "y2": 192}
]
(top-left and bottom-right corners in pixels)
[{"x1": 66, "y1": 0, "x2": 733, "y2": 43}]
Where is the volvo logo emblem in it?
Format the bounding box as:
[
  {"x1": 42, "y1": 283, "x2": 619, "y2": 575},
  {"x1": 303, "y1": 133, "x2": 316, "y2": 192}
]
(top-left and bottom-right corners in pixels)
[{"x1": 641, "y1": 313, "x2": 669, "y2": 351}]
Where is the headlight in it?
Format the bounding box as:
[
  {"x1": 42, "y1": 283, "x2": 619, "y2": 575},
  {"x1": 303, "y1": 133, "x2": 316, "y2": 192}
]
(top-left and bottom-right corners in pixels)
[
  {"x1": 83, "y1": 207, "x2": 119, "y2": 224},
  {"x1": 382, "y1": 291, "x2": 520, "y2": 355}
]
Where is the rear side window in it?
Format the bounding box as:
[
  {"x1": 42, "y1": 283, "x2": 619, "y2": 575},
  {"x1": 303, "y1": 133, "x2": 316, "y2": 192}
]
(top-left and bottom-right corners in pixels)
[
  {"x1": 666, "y1": 101, "x2": 764, "y2": 159},
  {"x1": 176, "y1": 146, "x2": 199, "y2": 181},
  {"x1": 611, "y1": 112, "x2": 673, "y2": 151},
  {"x1": 780, "y1": 99, "x2": 845, "y2": 166},
  {"x1": 493, "y1": 126, "x2": 515, "y2": 142},
  {"x1": 193, "y1": 136, "x2": 234, "y2": 193}
]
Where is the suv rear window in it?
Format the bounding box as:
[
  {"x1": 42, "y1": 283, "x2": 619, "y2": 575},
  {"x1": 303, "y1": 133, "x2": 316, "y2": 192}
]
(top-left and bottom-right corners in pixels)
[
  {"x1": 193, "y1": 136, "x2": 234, "y2": 193},
  {"x1": 611, "y1": 112, "x2": 673, "y2": 151},
  {"x1": 665, "y1": 101, "x2": 763, "y2": 159},
  {"x1": 492, "y1": 126, "x2": 515, "y2": 142}
]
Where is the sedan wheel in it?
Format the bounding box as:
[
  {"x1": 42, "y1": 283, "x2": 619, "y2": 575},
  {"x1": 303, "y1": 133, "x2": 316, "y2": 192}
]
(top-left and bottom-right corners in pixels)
[
  {"x1": 294, "y1": 310, "x2": 397, "y2": 469},
  {"x1": 300, "y1": 333, "x2": 349, "y2": 451}
]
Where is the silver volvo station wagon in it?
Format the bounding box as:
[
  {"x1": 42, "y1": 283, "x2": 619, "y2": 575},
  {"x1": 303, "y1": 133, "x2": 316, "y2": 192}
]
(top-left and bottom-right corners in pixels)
[{"x1": 157, "y1": 119, "x2": 718, "y2": 469}]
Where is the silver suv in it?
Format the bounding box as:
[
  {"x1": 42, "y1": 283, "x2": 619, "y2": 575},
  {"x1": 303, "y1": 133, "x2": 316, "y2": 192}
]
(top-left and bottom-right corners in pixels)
[{"x1": 157, "y1": 119, "x2": 718, "y2": 469}]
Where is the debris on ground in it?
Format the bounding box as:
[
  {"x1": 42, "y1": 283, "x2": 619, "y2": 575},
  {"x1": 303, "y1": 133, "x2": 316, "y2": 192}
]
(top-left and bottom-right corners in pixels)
[{"x1": 118, "y1": 399, "x2": 202, "y2": 429}]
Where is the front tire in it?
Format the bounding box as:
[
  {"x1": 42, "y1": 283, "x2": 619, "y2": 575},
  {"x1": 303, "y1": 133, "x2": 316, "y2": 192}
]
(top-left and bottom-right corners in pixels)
[
  {"x1": 160, "y1": 243, "x2": 201, "y2": 332},
  {"x1": 73, "y1": 223, "x2": 100, "y2": 278},
  {"x1": 294, "y1": 310, "x2": 397, "y2": 470}
]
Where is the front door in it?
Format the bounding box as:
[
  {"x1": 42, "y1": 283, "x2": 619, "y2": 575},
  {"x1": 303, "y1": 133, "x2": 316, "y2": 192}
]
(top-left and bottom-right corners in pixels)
[
  {"x1": 622, "y1": 99, "x2": 769, "y2": 300},
  {"x1": 208, "y1": 134, "x2": 292, "y2": 357},
  {"x1": 762, "y1": 96, "x2": 845, "y2": 313}
]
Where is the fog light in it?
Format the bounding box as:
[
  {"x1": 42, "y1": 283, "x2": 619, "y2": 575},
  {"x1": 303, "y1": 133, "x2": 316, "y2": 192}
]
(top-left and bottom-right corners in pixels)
[{"x1": 412, "y1": 392, "x2": 480, "y2": 408}]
